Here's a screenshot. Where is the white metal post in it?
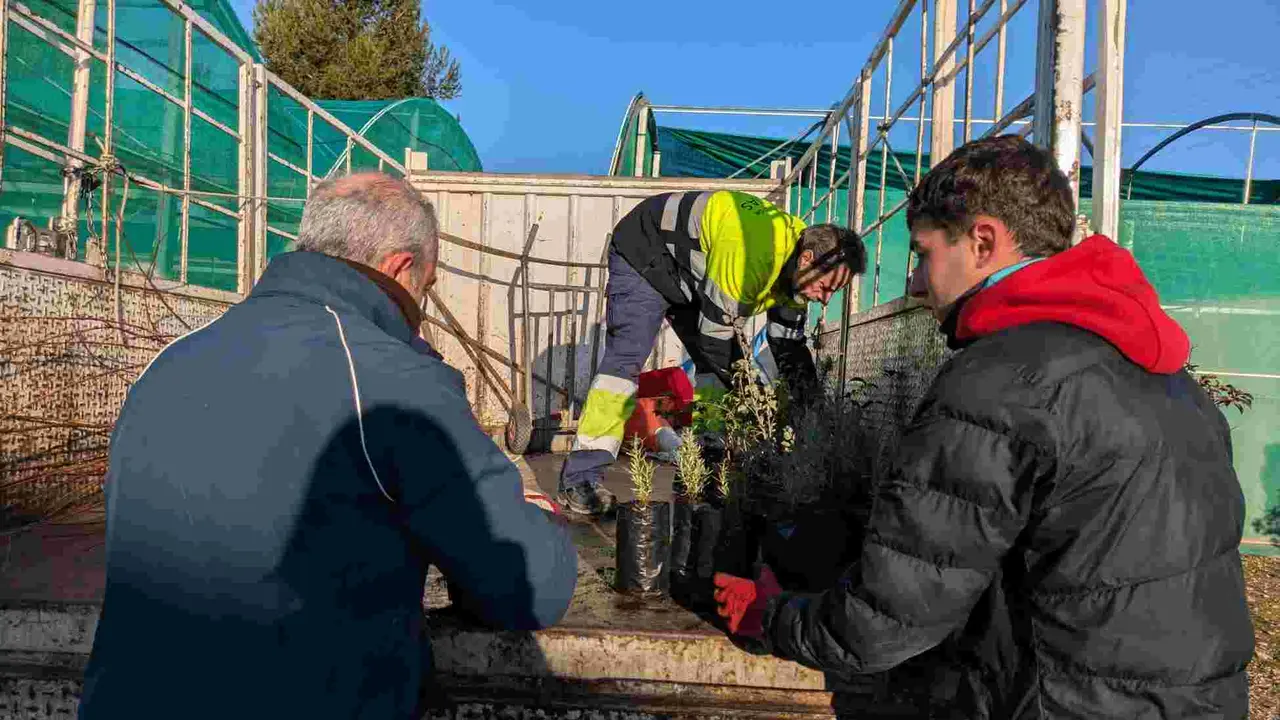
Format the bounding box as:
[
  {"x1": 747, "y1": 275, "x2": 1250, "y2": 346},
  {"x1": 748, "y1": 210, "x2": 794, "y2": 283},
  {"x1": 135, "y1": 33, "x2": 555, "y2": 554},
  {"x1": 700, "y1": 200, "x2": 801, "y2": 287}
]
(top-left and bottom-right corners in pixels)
[
  {"x1": 931, "y1": 0, "x2": 959, "y2": 164},
  {"x1": 838, "y1": 72, "x2": 872, "y2": 389},
  {"x1": 252, "y1": 64, "x2": 269, "y2": 279},
  {"x1": 1244, "y1": 120, "x2": 1258, "y2": 205},
  {"x1": 1092, "y1": 0, "x2": 1126, "y2": 241},
  {"x1": 1034, "y1": 0, "x2": 1087, "y2": 204},
  {"x1": 180, "y1": 18, "x2": 192, "y2": 282},
  {"x1": 237, "y1": 63, "x2": 255, "y2": 293},
  {"x1": 89, "y1": 0, "x2": 117, "y2": 270},
  {"x1": 0, "y1": 0, "x2": 7, "y2": 192},
  {"x1": 634, "y1": 104, "x2": 650, "y2": 178},
  {"x1": 59, "y1": 0, "x2": 96, "y2": 251}
]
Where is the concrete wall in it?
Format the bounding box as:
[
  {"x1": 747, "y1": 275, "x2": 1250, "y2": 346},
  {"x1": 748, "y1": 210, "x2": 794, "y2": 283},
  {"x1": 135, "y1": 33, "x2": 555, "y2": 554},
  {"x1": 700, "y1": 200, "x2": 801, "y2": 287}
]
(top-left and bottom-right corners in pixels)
[{"x1": 0, "y1": 252, "x2": 231, "y2": 519}]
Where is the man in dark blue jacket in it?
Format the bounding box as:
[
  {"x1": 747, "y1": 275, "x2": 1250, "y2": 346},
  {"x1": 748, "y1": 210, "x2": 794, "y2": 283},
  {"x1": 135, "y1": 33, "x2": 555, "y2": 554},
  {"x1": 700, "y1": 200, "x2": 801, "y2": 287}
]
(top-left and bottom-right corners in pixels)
[{"x1": 80, "y1": 173, "x2": 578, "y2": 719}]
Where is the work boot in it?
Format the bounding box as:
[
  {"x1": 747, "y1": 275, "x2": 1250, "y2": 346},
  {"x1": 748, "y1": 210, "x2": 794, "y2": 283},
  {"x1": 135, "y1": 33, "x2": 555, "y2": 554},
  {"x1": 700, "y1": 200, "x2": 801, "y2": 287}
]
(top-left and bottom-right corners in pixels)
[
  {"x1": 556, "y1": 481, "x2": 617, "y2": 517},
  {"x1": 556, "y1": 462, "x2": 617, "y2": 517}
]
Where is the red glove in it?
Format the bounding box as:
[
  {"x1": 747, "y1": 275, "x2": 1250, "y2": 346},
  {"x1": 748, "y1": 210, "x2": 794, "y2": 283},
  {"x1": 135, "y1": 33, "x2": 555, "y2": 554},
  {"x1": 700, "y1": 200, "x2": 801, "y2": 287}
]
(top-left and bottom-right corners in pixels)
[{"x1": 713, "y1": 565, "x2": 782, "y2": 638}]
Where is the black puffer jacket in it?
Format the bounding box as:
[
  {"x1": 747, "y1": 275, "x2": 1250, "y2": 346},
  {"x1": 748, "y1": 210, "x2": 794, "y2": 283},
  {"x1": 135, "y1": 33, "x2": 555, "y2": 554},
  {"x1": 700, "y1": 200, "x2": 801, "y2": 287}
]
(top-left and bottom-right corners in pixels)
[{"x1": 763, "y1": 236, "x2": 1255, "y2": 719}]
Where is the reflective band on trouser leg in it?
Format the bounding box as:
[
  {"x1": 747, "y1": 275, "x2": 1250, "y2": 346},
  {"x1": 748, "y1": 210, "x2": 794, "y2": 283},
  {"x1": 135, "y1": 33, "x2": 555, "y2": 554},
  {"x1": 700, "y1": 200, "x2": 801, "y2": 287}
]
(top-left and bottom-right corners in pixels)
[{"x1": 571, "y1": 373, "x2": 639, "y2": 458}]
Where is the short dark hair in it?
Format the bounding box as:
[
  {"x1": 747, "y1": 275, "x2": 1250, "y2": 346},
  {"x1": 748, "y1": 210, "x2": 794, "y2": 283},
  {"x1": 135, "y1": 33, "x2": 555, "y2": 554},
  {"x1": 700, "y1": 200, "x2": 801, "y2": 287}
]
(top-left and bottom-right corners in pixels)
[
  {"x1": 798, "y1": 223, "x2": 867, "y2": 275},
  {"x1": 906, "y1": 135, "x2": 1075, "y2": 257}
]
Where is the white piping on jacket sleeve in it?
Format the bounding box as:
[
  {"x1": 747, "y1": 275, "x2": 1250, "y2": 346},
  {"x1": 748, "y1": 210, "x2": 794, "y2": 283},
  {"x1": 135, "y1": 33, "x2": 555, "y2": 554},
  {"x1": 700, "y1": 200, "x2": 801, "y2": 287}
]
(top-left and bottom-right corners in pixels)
[{"x1": 326, "y1": 305, "x2": 396, "y2": 504}]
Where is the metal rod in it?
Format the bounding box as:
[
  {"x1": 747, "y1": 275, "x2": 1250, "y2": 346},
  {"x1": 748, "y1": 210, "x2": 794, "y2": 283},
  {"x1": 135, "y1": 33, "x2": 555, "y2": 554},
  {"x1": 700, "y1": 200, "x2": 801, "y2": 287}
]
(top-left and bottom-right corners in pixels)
[
  {"x1": 863, "y1": 197, "x2": 911, "y2": 237},
  {"x1": 236, "y1": 63, "x2": 253, "y2": 294},
  {"x1": 520, "y1": 224, "x2": 537, "y2": 411},
  {"x1": 305, "y1": 111, "x2": 314, "y2": 194},
  {"x1": 963, "y1": 0, "x2": 976, "y2": 143},
  {"x1": 440, "y1": 231, "x2": 607, "y2": 268},
  {"x1": 56, "y1": 0, "x2": 93, "y2": 254},
  {"x1": 648, "y1": 104, "x2": 834, "y2": 118},
  {"x1": 180, "y1": 17, "x2": 191, "y2": 284},
  {"x1": 931, "y1": 0, "x2": 959, "y2": 165},
  {"x1": 421, "y1": 316, "x2": 576, "y2": 400},
  {"x1": 936, "y1": 0, "x2": 1027, "y2": 88},
  {"x1": 1, "y1": 0, "x2": 10, "y2": 190},
  {"x1": 1092, "y1": 0, "x2": 1126, "y2": 240},
  {"x1": 826, "y1": 119, "x2": 841, "y2": 221},
  {"x1": 96, "y1": 0, "x2": 116, "y2": 270},
  {"x1": 726, "y1": 119, "x2": 823, "y2": 179},
  {"x1": 344, "y1": 136, "x2": 352, "y2": 174},
  {"x1": 1244, "y1": 120, "x2": 1258, "y2": 205},
  {"x1": 267, "y1": 151, "x2": 308, "y2": 179},
  {"x1": 873, "y1": 37, "x2": 893, "y2": 306},
  {"x1": 995, "y1": 0, "x2": 1007, "y2": 119},
  {"x1": 566, "y1": 196, "x2": 580, "y2": 420},
  {"x1": 544, "y1": 289, "x2": 554, "y2": 423},
  {"x1": 155, "y1": 0, "x2": 252, "y2": 64},
  {"x1": 1036, "y1": 0, "x2": 1087, "y2": 200},
  {"x1": 425, "y1": 287, "x2": 512, "y2": 411},
  {"x1": 915, "y1": 0, "x2": 928, "y2": 185},
  {"x1": 251, "y1": 64, "x2": 268, "y2": 279},
  {"x1": 261, "y1": 69, "x2": 407, "y2": 176}
]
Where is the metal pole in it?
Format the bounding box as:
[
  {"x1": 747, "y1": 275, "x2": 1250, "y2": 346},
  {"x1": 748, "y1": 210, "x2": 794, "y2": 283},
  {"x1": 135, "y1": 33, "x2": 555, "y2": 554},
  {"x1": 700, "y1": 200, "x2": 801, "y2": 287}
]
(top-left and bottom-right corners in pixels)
[
  {"x1": 566, "y1": 196, "x2": 580, "y2": 421},
  {"x1": 1034, "y1": 0, "x2": 1087, "y2": 201},
  {"x1": 0, "y1": 0, "x2": 7, "y2": 192},
  {"x1": 931, "y1": 0, "x2": 959, "y2": 163},
  {"x1": 838, "y1": 73, "x2": 872, "y2": 391},
  {"x1": 1092, "y1": 0, "x2": 1126, "y2": 239},
  {"x1": 906, "y1": 1, "x2": 930, "y2": 296},
  {"x1": 634, "y1": 104, "x2": 650, "y2": 177},
  {"x1": 520, "y1": 225, "x2": 537, "y2": 412},
  {"x1": 915, "y1": 0, "x2": 928, "y2": 185},
  {"x1": 306, "y1": 111, "x2": 313, "y2": 193},
  {"x1": 1244, "y1": 120, "x2": 1258, "y2": 205},
  {"x1": 92, "y1": 0, "x2": 116, "y2": 270},
  {"x1": 59, "y1": 0, "x2": 96, "y2": 253},
  {"x1": 963, "y1": 0, "x2": 976, "y2": 143},
  {"x1": 345, "y1": 136, "x2": 352, "y2": 174},
  {"x1": 544, "y1": 289, "x2": 555, "y2": 424},
  {"x1": 873, "y1": 39, "x2": 893, "y2": 306},
  {"x1": 252, "y1": 64, "x2": 268, "y2": 278},
  {"x1": 826, "y1": 120, "x2": 841, "y2": 222},
  {"x1": 995, "y1": 0, "x2": 1007, "y2": 119},
  {"x1": 180, "y1": 17, "x2": 192, "y2": 283}
]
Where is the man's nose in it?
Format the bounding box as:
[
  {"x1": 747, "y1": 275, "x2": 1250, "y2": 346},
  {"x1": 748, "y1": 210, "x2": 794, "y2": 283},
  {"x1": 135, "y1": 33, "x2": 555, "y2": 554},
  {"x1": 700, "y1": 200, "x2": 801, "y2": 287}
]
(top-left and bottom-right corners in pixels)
[{"x1": 907, "y1": 265, "x2": 928, "y2": 298}]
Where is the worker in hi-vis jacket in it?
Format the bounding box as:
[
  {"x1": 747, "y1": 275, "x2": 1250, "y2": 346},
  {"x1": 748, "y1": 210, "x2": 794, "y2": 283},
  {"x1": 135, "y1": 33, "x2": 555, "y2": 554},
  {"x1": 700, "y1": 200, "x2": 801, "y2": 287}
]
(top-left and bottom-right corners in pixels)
[{"x1": 557, "y1": 189, "x2": 866, "y2": 516}]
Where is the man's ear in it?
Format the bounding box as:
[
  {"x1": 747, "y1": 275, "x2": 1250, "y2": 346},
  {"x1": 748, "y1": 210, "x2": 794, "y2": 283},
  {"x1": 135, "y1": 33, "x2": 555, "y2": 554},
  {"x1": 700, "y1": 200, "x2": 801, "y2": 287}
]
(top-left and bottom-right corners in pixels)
[
  {"x1": 969, "y1": 215, "x2": 1003, "y2": 268},
  {"x1": 797, "y1": 249, "x2": 815, "y2": 268},
  {"x1": 376, "y1": 251, "x2": 415, "y2": 281}
]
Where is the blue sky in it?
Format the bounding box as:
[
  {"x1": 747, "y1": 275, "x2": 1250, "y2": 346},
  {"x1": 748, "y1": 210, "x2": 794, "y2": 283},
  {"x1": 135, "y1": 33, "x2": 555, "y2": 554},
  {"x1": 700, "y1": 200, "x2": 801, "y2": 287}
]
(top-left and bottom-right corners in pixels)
[{"x1": 229, "y1": 0, "x2": 1280, "y2": 177}]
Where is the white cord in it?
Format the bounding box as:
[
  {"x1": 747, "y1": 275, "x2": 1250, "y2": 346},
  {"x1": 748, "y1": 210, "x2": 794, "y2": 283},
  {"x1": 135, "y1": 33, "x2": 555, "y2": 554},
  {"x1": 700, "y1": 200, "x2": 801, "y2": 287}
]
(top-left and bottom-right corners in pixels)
[{"x1": 326, "y1": 305, "x2": 396, "y2": 504}]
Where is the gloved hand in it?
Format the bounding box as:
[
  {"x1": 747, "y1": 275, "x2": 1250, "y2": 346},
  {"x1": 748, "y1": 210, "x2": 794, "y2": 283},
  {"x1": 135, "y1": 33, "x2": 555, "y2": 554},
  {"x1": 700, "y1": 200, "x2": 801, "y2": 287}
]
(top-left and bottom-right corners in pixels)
[{"x1": 713, "y1": 565, "x2": 782, "y2": 639}]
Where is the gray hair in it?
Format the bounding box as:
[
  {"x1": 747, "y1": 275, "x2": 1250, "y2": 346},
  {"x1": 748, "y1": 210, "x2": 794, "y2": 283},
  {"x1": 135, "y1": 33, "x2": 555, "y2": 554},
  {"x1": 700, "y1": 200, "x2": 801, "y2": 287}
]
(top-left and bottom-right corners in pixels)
[{"x1": 294, "y1": 173, "x2": 439, "y2": 271}]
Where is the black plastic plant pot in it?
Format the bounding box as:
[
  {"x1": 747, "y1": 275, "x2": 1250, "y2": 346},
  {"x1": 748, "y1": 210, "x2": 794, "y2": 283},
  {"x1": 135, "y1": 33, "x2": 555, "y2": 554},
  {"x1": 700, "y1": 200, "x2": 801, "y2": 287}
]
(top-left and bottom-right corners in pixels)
[
  {"x1": 614, "y1": 501, "x2": 671, "y2": 597},
  {"x1": 760, "y1": 508, "x2": 860, "y2": 593},
  {"x1": 670, "y1": 500, "x2": 724, "y2": 607},
  {"x1": 712, "y1": 503, "x2": 763, "y2": 580}
]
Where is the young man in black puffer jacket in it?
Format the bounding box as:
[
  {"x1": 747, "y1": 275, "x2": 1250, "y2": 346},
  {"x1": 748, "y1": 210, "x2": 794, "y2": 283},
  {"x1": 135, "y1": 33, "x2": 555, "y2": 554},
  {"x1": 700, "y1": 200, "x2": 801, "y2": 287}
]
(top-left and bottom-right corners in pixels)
[{"x1": 715, "y1": 135, "x2": 1255, "y2": 719}]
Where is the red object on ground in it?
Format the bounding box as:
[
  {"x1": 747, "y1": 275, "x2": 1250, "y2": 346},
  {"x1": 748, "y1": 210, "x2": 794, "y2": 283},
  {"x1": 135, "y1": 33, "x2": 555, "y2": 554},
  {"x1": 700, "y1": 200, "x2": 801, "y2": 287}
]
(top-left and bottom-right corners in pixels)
[{"x1": 623, "y1": 368, "x2": 695, "y2": 451}]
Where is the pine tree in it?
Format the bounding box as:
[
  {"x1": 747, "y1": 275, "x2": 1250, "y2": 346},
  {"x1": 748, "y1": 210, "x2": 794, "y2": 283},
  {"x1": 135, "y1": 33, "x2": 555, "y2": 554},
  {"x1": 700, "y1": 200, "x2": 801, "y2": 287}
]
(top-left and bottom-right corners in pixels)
[{"x1": 253, "y1": 0, "x2": 462, "y2": 101}]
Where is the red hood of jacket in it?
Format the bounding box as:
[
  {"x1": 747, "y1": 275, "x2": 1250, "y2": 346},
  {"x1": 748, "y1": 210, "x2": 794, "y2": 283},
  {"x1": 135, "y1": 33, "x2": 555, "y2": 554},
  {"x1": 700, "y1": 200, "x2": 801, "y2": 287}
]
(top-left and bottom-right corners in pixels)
[{"x1": 954, "y1": 235, "x2": 1190, "y2": 374}]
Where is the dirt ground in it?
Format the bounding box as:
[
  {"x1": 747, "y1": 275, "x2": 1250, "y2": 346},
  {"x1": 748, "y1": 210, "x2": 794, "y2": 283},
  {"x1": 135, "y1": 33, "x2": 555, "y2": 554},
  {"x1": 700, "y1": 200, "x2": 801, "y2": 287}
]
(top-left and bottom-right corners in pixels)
[{"x1": 1245, "y1": 554, "x2": 1280, "y2": 720}]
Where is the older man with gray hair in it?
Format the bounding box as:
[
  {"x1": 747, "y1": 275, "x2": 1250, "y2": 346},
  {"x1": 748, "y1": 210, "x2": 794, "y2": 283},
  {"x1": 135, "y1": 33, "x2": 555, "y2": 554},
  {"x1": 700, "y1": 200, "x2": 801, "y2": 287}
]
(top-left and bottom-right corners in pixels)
[{"x1": 80, "y1": 172, "x2": 578, "y2": 720}]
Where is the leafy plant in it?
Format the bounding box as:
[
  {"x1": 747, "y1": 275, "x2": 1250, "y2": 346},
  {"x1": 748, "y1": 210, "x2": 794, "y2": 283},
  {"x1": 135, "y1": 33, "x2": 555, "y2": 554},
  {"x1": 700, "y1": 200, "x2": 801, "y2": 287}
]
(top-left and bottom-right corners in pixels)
[
  {"x1": 1187, "y1": 361, "x2": 1254, "y2": 414},
  {"x1": 627, "y1": 434, "x2": 655, "y2": 506},
  {"x1": 675, "y1": 427, "x2": 710, "y2": 502}
]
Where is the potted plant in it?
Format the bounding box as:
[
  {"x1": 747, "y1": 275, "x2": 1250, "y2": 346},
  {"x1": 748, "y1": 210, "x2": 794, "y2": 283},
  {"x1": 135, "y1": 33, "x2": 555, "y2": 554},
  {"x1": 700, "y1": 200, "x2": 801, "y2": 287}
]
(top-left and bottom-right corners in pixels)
[
  {"x1": 670, "y1": 427, "x2": 723, "y2": 607},
  {"x1": 614, "y1": 435, "x2": 671, "y2": 596}
]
